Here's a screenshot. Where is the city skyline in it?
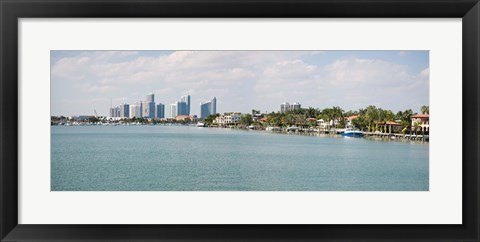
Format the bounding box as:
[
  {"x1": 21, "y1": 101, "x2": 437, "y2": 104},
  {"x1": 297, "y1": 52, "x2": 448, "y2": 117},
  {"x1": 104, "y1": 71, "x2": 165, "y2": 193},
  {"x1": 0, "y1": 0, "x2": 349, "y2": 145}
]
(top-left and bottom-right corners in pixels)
[{"x1": 51, "y1": 50, "x2": 429, "y2": 116}]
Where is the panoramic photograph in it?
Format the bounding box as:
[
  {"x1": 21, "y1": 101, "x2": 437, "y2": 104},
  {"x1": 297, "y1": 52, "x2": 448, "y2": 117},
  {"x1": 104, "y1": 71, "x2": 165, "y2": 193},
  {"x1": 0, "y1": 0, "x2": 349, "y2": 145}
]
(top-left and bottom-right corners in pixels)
[{"x1": 51, "y1": 50, "x2": 429, "y2": 191}]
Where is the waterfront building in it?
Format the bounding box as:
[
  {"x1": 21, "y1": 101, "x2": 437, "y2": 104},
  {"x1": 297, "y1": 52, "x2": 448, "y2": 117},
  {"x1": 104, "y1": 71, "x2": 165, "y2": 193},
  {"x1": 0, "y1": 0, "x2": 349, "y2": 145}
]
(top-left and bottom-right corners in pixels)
[
  {"x1": 156, "y1": 103, "x2": 165, "y2": 119},
  {"x1": 380, "y1": 121, "x2": 402, "y2": 133},
  {"x1": 129, "y1": 105, "x2": 138, "y2": 118},
  {"x1": 119, "y1": 103, "x2": 130, "y2": 118},
  {"x1": 134, "y1": 102, "x2": 143, "y2": 118},
  {"x1": 317, "y1": 119, "x2": 328, "y2": 129},
  {"x1": 346, "y1": 115, "x2": 358, "y2": 128},
  {"x1": 170, "y1": 103, "x2": 178, "y2": 118},
  {"x1": 177, "y1": 101, "x2": 188, "y2": 116},
  {"x1": 280, "y1": 102, "x2": 301, "y2": 113},
  {"x1": 109, "y1": 106, "x2": 121, "y2": 117},
  {"x1": 143, "y1": 101, "x2": 155, "y2": 118},
  {"x1": 214, "y1": 112, "x2": 241, "y2": 124},
  {"x1": 109, "y1": 107, "x2": 115, "y2": 117},
  {"x1": 141, "y1": 94, "x2": 156, "y2": 118},
  {"x1": 175, "y1": 115, "x2": 193, "y2": 121},
  {"x1": 200, "y1": 97, "x2": 217, "y2": 118},
  {"x1": 410, "y1": 114, "x2": 429, "y2": 134},
  {"x1": 179, "y1": 95, "x2": 191, "y2": 115}
]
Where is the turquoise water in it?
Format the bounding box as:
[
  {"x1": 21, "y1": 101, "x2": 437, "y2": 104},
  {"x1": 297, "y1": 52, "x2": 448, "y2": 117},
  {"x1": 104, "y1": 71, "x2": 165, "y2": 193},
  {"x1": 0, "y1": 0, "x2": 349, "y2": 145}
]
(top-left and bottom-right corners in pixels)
[{"x1": 51, "y1": 125, "x2": 429, "y2": 191}]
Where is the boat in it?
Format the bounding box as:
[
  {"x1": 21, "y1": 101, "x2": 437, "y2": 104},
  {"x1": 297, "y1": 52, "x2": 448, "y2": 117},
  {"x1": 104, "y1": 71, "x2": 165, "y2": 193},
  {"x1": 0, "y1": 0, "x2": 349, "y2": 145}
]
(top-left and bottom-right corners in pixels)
[
  {"x1": 248, "y1": 125, "x2": 255, "y2": 129},
  {"x1": 196, "y1": 122, "x2": 205, "y2": 127},
  {"x1": 266, "y1": 126, "x2": 281, "y2": 132},
  {"x1": 286, "y1": 126, "x2": 299, "y2": 132},
  {"x1": 341, "y1": 128, "x2": 364, "y2": 137}
]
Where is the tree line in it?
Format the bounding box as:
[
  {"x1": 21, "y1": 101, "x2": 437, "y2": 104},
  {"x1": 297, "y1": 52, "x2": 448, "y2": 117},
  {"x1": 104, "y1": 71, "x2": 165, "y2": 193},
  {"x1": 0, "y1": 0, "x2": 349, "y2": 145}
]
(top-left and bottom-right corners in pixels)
[{"x1": 203, "y1": 105, "x2": 429, "y2": 133}]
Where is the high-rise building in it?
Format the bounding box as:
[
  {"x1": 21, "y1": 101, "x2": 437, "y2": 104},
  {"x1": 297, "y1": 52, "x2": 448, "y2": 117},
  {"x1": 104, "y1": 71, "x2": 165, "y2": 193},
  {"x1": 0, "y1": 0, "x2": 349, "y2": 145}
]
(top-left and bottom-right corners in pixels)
[
  {"x1": 180, "y1": 95, "x2": 191, "y2": 115},
  {"x1": 280, "y1": 102, "x2": 290, "y2": 113},
  {"x1": 109, "y1": 106, "x2": 121, "y2": 117},
  {"x1": 280, "y1": 102, "x2": 301, "y2": 113},
  {"x1": 129, "y1": 105, "x2": 138, "y2": 118},
  {"x1": 119, "y1": 103, "x2": 130, "y2": 118},
  {"x1": 137, "y1": 102, "x2": 144, "y2": 118},
  {"x1": 143, "y1": 102, "x2": 155, "y2": 118},
  {"x1": 156, "y1": 103, "x2": 165, "y2": 119},
  {"x1": 177, "y1": 101, "x2": 188, "y2": 116},
  {"x1": 146, "y1": 93, "x2": 155, "y2": 103},
  {"x1": 109, "y1": 107, "x2": 115, "y2": 117},
  {"x1": 200, "y1": 97, "x2": 217, "y2": 118},
  {"x1": 170, "y1": 103, "x2": 177, "y2": 118},
  {"x1": 142, "y1": 94, "x2": 156, "y2": 118}
]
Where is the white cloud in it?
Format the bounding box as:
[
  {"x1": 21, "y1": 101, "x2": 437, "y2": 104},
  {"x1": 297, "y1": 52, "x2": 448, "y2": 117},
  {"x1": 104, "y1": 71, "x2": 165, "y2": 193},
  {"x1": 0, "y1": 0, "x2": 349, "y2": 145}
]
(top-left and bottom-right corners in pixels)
[
  {"x1": 74, "y1": 83, "x2": 119, "y2": 94},
  {"x1": 324, "y1": 58, "x2": 415, "y2": 88},
  {"x1": 51, "y1": 51, "x2": 429, "y2": 116}
]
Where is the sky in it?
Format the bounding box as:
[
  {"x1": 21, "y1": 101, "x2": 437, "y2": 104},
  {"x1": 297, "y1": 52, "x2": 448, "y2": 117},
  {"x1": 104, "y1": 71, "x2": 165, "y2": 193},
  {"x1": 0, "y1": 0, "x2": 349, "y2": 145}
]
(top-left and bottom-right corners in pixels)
[{"x1": 51, "y1": 50, "x2": 429, "y2": 117}]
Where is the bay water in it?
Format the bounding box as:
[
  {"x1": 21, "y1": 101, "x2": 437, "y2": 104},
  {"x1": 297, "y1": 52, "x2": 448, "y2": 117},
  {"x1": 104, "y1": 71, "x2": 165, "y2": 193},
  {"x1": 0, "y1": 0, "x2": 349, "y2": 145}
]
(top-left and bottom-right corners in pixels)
[{"x1": 51, "y1": 125, "x2": 428, "y2": 191}]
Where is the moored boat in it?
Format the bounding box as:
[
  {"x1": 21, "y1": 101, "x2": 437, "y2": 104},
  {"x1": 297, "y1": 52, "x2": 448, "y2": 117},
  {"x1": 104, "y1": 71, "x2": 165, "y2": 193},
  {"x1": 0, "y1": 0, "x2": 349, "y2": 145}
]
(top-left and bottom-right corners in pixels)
[
  {"x1": 342, "y1": 128, "x2": 364, "y2": 137},
  {"x1": 196, "y1": 122, "x2": 205, "y2": 127}
]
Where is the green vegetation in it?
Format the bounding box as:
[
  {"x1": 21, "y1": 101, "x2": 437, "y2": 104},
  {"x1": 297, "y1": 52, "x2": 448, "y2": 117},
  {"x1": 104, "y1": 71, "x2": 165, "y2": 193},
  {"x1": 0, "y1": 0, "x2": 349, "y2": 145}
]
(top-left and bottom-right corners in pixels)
[{"x1": 260, "y1": 105, "x2": 428, "y2": 134}]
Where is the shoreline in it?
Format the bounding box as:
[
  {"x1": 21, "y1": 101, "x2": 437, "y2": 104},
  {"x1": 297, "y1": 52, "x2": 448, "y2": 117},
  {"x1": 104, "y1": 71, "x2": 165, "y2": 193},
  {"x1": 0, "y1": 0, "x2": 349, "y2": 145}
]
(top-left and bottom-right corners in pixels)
[
  {"x1": 52, "y1": 123, "x2": 429, "y2": 144},
  {"x1": 211, "y1": 126, "x2": 429, "y2": 144}
]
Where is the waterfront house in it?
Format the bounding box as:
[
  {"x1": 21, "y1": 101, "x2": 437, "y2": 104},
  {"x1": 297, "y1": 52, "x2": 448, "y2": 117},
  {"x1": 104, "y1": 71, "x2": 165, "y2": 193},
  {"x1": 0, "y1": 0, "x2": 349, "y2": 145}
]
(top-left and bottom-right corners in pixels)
[
  {"x1": 214, "y1": 113, "x2": 241, "y2": 125},
  {"x1": 410, "y1": 114, "x2": 429, "y2": 134},
  {"x1": 375, "y1": 121, "x2": 402, "y2": 133},
  {"x1": 317, "y1": 119, "x2": 328, "y2": 129},
  {"x1": 346, "y1": 115, "x2": 358, "y2": 128},
  {"x1": 175, "y1": 115, "x2": 193, "y2": 121}
]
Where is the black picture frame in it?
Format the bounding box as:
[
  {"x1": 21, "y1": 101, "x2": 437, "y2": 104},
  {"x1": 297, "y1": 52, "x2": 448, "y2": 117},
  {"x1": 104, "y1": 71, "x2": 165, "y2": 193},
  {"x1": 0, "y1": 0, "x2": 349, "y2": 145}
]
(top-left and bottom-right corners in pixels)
[{"x1": 1, "y1": 0, "x2": 479, "y2": 241}]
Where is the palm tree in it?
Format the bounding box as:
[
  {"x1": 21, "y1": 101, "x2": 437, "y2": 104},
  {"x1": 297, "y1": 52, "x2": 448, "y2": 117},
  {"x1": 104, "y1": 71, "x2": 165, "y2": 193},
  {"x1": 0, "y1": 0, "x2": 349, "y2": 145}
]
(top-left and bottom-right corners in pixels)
[
  {"x1": 365, "y1": 105, "x2": 378, "y2": 132},
  {"x1": 321, "y1": 108, "x2": 334, "y2": 130},
  {"x1": 421, "y1": 105, "x2": 429, "y2": 114},
  {"x1": 331, "y1": 106, "x2": 344, "y2": 128},
  {"x1": 413, "y1": 121, "x2": 421, "y2": 135}
]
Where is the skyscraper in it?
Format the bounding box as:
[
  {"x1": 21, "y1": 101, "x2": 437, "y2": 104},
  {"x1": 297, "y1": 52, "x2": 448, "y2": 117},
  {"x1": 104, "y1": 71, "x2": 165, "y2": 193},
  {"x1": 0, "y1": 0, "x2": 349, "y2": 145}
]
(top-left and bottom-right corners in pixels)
[
  {"x1": 109, "y1": 106, "x2": 121, "y2": 117},
  {"x1": 143, "y1": 94, "x2": 155, "y2": 118},
  {"x1": 119, "y1": 103, "x2": 130, "y2": 118},
  {"x1": 138, "y1": 102, "x2": 144, "y2": 118},
  {"x1": 280, "y1": 102, "x2": 290, "y2": 113},
  {"x1": 291, "y1": 102, "x2": 301, "y2": 111},
  {"x1": 129, "y1": 105, "x2": 138, "y2": 118},
  {"x1": 156, "y1": 103, "x2": 165, "y2": 119},
  {"x1": 280, "y1": 102, "x2": 301, "y2": 113},
  {"x1": 143, "y1": 102, "x2": 156, "y2": 118},
  {"x1": 200, "y1": 97, "x2": 217, "y2": 118},
  {"x1": 146, "y1": 93, "x2": 155, "y2": 103},
  {"x1": 180, "y1": 95, "x2": 191, "y2": 115},
  {"x1": 177, "y1": 101, "x2": 188, "y2": 116},
  {"x1": 170, "y1": 103, "x2": 177, "y2": 118}
]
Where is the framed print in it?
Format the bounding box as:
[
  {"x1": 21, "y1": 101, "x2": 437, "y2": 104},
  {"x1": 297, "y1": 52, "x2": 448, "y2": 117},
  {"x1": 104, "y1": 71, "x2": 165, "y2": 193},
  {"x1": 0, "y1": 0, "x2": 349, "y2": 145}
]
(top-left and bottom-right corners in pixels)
[{"x1": 1, "y1": 0, "x2": 479, "y2": 241}]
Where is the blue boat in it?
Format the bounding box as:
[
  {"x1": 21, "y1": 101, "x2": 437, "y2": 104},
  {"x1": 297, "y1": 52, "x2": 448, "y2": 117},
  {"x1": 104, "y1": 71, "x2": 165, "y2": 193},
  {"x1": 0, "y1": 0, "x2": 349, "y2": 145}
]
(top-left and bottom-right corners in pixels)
[{"x1": 342, "y1": 128, "x2": 364, "y2": 137}]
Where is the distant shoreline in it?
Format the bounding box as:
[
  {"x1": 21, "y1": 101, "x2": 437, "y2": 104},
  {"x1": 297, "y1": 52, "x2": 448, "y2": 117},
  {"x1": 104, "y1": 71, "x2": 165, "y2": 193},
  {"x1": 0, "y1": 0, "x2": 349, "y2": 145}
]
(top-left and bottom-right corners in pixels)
[{"x1": 52, "y1": 123, "x2": 429, "y2": 143}]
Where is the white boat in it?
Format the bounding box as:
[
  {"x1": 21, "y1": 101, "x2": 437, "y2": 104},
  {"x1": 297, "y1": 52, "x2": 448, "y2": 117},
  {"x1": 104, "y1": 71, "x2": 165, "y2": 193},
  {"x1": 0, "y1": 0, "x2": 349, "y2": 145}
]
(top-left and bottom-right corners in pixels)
[
  {"x1": 196, "y1": 122, "x2": 205, "y2": 127},
  {"x1": 266, "y1": 126, "x2": 281, "y2": 132},
  {"x1": 248, "y1": 125, "x2": 255, "y2": 129},
  {"x1": 342, "y1": 128, "x2": 364, "y2": 137}
]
